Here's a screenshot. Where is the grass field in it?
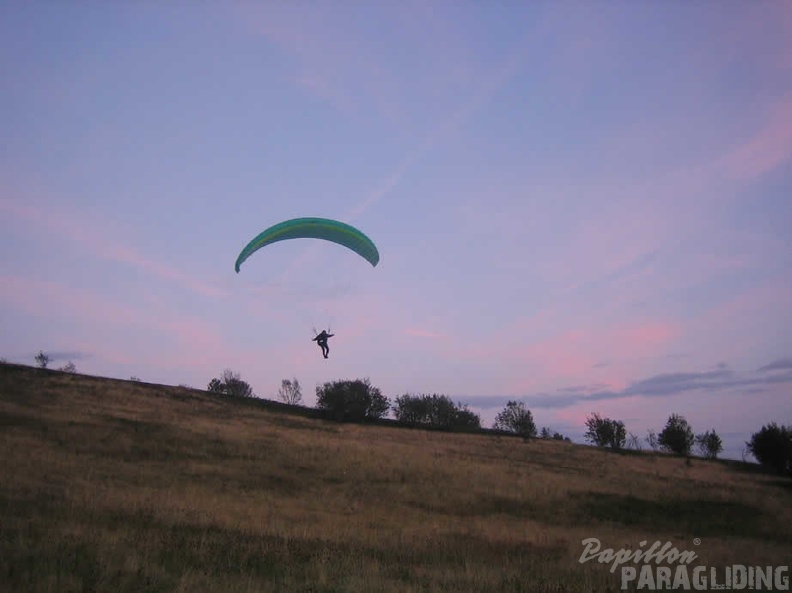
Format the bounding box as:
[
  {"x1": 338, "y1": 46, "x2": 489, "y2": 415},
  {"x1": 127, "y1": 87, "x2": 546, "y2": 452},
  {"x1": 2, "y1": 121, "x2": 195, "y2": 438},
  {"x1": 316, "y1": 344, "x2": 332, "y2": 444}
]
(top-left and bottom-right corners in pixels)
[{"x1": 1, "y1": 363, "x2": 789, "y2": 592}]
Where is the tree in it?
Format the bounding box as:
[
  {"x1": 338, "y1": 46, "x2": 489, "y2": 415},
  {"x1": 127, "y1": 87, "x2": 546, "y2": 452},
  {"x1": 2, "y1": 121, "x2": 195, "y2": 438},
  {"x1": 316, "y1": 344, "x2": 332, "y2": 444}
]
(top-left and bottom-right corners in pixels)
[
  {"x1": 540, "y1": 426, "x2": 571, "y2": 441},
  {"x1": 695, "y1": 429, "x2": 723, "y2": 460},
  {"x1": 206, "y1": 369, "x2": 254, "y2": 398},
  {"x1": 584, "y1": 413, "x2": 627, "y2": 450},
  {"x1": 392, "y1": 394, "x2": 433, "y2": 425},
  {"x1": 627, "y1": 432, "x2": 643, "y2": 451},
  {"x1": 646, "y1": 429, "x2": 659, "y2": 452},
  {"x1": 746, "y1": 423, "x2": 792, "y2": 475},
  {"x1": 35, "y1": 351, "x2": 50, "y2": 369},
  {"x1": 59, "y1": 361, "x2": 77, "y2": 373},
  {"x1": 658, "y1": 414, "x2": 695, "y2": 456},
  {"x1": 493, "y1": 401, "x2": 537, "y2": 439},
  {"x1": 392, "y1": 393, "x2": 481, "y2": 431},
  {"x1": 316, "y1": 378, "x2": 390, "y2": 422},
  {"x1": 277, "y1": 377, "x2": 302, "y2": 405},
  {"x1": 453, "y1": 405, "x2": 481, "y2": 431}
]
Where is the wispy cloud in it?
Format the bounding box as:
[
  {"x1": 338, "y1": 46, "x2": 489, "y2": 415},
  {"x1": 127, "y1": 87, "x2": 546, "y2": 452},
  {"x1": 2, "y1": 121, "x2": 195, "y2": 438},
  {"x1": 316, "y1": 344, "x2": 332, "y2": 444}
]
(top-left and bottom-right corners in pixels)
[
  {"x1": 0, "y1": 198, "x2": 228, "y2": 299},
  {"x1": 1, "y1": 275, "x2": 229, "y2": 368},
  {"x1": 585, "y1": 365, "x2": 792, "y2": 402},
  {"x1": 405, "y1": 328, "x2": 445, "y2": 339},
  {"x1": 758, "y1": 358, "x2": 792, "y2": 372},
  {"x1": 718, "y1": 92, "x2": 792, "y2": 181},
  {"x1": 459, "y1": 358, "x2": 792, "y2": 411}
]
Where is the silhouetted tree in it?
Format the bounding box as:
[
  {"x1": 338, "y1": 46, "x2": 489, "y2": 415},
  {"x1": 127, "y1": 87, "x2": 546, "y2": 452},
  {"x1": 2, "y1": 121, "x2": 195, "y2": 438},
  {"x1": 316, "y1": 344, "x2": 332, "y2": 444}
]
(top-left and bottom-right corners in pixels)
[
  {"x1": 392, "y1": 394, "x2": 433, "y2": 425},
  {"x1": 206, "y1": 369, "x2": 254, "y2": 398},
  {"x1": 658, "y1": 414, "x2": 695, "y2": 456},
  {"x1": 59, "y1": 361, "x2": 77, "y2": 373},
  {"x1": 393, "y1": 394, "x2": 480, "y2": 431},
  {"x1": 539, "y1": 426, "x2": 570, "y2": 441},
  {"x1": 278, "y1": 377, "x2": 302, "y2": 405},
  {"x1": 627, "y1": 432, "x2": 642, "y2": 451},
  {"x1": 316, "y1": 378, "x2": 390, "y2": 422},
  {"x1": 493, "y1": 401, "x2": 536, "y2": 439},
  {"x1": 35, "y1": 351, "x2": 50, "y2": 369},
  {"x1": 584, "y1": 413, "x2": 627, "y2": 450},
  {"x1": 646, "y1": 429, "x2": 659, "y2": 452},
  {"x1": 695, "y1": 429, "x2": 723, "y2": 460},
  {"x1": 453, "y1": 405, "x2": 481, "y2": 431},
  {"x1": 747, "y1": 423, "x2": 792, "y2": 476}
]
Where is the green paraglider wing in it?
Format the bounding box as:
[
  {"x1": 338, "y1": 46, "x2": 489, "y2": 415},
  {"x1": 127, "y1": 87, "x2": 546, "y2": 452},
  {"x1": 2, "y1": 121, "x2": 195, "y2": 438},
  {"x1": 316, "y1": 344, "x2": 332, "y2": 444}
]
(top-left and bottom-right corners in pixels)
[{"x1": 235, "y1": 217, "x2": 380, "y2": 272}]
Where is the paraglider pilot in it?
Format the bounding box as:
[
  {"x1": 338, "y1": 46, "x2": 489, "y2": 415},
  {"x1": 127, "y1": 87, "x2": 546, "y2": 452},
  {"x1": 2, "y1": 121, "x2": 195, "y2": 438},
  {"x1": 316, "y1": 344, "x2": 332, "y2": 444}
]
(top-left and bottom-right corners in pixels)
[{"x1": 312, "y1": 330, "x2": 334, "y2": 359}]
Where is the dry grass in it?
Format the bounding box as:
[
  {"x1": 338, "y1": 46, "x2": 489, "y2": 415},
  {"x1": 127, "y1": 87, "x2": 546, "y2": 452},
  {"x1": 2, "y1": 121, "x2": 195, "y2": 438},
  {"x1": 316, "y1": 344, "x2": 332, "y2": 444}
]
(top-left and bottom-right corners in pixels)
[{"x1": 1, "y1": 363, "x2": 789, "y2": 592}]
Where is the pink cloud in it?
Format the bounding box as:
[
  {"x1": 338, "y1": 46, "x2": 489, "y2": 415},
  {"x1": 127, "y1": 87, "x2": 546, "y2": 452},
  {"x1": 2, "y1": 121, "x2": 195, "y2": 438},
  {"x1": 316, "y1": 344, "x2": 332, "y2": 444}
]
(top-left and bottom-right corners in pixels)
[
  {"x1": 718, "y1": 92, "x2": 792, "y2": 181},
  {"x1": 405, "y1": 328, "x2": 445, "y2": 339},
  {"x1": 1, "y1": 275, "x2": 230, "y2": 368},
  {"x1": 0, "y1": 198, "x2": 227, "y2": 299},
  {"x1": 501, "y1": 320, "x2": 681, "y2": 393}
]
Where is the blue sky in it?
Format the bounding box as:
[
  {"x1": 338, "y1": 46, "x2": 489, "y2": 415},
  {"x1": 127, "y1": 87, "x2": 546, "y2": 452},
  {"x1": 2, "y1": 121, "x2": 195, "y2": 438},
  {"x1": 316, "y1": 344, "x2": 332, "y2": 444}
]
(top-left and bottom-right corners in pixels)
[{"x1": 2, "y1": 2, "x2": 791, "y2": 460}]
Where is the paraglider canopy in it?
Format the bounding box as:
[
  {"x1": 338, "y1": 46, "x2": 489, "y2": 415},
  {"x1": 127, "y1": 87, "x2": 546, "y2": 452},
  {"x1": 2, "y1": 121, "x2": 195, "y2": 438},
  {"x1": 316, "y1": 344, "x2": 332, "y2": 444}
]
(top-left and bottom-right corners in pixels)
[{"x1": 235, "y1": 217, "x2": 380, "y2": 272}]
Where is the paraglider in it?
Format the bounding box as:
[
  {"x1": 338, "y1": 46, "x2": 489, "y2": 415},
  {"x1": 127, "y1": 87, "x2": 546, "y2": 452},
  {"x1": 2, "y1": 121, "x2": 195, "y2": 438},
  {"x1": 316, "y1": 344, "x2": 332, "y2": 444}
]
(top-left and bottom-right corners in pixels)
[
  {"x1": 235, "y1": 217, "x2": 379, "y2": 360},
  {"x1": 234, "y1": 217, "x2": 380, "y2": 273},
  {"x1": 312, "y1": 329, "x2": 334, "y2": 359}
]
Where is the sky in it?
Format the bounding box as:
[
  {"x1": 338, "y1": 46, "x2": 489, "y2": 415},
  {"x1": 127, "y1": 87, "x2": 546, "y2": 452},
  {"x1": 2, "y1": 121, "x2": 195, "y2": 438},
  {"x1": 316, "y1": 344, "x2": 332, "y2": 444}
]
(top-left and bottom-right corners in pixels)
[{"x1": 2, "y1": 2, "x2": 791, "y2": 461}]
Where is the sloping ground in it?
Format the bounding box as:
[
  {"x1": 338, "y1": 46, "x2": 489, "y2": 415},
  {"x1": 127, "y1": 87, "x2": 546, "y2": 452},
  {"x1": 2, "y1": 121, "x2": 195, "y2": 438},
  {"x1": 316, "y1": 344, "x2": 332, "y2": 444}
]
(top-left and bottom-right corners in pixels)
[{"x1": 1, "y1": 363, "x2": 789, "y2": 593}]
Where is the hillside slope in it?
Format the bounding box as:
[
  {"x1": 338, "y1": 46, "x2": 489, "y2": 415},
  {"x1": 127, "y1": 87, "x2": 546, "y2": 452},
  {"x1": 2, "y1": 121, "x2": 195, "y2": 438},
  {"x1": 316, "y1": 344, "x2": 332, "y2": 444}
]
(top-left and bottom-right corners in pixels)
[{"x1": 1, "y1": 363, "x2": 789, "y2": 592}]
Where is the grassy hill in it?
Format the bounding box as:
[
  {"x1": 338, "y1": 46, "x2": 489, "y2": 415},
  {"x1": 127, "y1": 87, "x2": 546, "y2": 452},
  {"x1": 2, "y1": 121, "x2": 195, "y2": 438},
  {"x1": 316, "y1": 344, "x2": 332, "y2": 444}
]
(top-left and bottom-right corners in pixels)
[{"x1": 1, "y1": 363, "x2": 789, "y2": 593}]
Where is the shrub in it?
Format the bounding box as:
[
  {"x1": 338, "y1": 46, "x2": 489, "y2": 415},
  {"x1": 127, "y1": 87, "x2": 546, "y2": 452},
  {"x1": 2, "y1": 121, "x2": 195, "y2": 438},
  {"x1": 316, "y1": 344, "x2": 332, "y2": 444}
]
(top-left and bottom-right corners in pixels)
[
  {"x1": 584, "y1": 413, "x2": 626, "y2": 450},
  {"x1": 393, "y1": 393, "x2": 481, "y2": 431},
  {"x1": 746, "y1": 423, "x2": 792, "y2": 475},
  {"x1": 35, "y1": 351, "x2": 50, "y2": 369},
  {"x1": 316, "y1": 378, "x2": 390, "y2": 422},
  {"x1": 206, "y1": 369, "x2": 254, "y2": 398},
  {"x1": 658, "y1": 414, "x2": 695, "y2": 456},
  {"x1": 695, "y1": 429, "x2": 723, "y2": 460},
  {"x1": 493, "y1": 401, "x2": 536, "y2": 439},
  {"x1": 59, "y1": 361, "x2": 77, "y2": 373}
]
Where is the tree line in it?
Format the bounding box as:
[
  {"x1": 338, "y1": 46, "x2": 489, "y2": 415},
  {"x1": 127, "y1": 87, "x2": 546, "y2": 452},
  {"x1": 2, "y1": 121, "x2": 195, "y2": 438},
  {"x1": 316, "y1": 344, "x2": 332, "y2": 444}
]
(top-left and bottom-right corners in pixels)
[{"x1": 203, "y1": 369, "x2": 792, "y2": 478}]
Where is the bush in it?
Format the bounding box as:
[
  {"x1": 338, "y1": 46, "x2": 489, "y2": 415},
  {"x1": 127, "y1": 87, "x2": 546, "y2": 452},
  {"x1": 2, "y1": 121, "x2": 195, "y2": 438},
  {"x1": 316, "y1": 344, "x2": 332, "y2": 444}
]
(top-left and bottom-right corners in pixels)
[
  {"x1": 584, "y1": 413, "x2": 626, "y2": 450},
  {"x1": 540, "y1": 426, "x2": 571, "y2": 441},
  {"x1": 59, "y1": 361, "x2": 77, "y2": 373},
  {"x1": 493, "y1": 401, "x2": 536, "y2": 439},
  {"x1": 392, "y1": 394, "x2": 434, "y2": 425},
  {"x1": 658, "y1": 414, "x2": 695, "y2": 456},
  {"x1": 316, "y1": 378, "x2": 390, "y2": 422},
  {"x1": 393, "y1": 393, "x2": 481, "y2": 431},
  {"x1": 746, "y1": 423, "x2": 792, "y2": 475},
  {"x1": 695, "y1": 429, "x2": 723, "y2": 460},
  {"x1": 206, "y1": 369, "x2": 254, "y2": 398},
  {"x1": 35, "y1": 351, "x2": 50, "y2": 369}
]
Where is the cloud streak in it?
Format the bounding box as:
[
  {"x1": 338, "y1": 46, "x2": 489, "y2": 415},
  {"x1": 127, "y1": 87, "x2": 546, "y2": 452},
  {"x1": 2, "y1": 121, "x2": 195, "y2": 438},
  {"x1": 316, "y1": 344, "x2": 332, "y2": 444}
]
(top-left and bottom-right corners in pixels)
[
  {"x1": 0, "y1": 198, "x2": 228, "y2": 299},
  {"x1": 461, "y1": 359, "x2": 792, "y2": 411}
]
